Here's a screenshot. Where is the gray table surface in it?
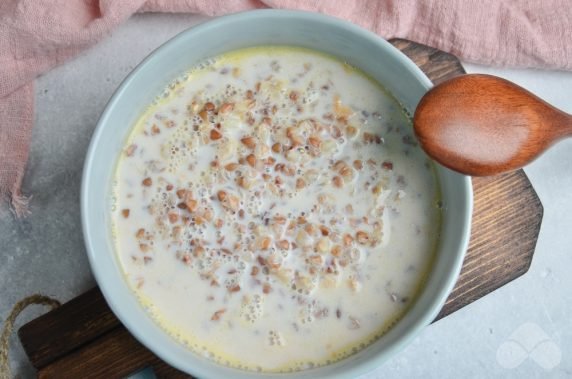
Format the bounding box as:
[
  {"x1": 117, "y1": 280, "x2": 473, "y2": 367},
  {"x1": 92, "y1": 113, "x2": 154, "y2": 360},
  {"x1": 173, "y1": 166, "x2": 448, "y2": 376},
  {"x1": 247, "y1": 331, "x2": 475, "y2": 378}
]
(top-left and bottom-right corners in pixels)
[{"x1": 1, "y1": 13, "x2": 571, "y2": 379}]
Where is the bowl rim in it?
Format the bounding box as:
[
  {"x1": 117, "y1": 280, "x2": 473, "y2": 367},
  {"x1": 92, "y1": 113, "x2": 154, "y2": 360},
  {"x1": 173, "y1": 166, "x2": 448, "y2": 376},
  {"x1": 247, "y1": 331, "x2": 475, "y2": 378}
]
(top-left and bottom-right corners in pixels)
[{"x1": 81, "y1": 9, "x2": 472, "y2": 378}]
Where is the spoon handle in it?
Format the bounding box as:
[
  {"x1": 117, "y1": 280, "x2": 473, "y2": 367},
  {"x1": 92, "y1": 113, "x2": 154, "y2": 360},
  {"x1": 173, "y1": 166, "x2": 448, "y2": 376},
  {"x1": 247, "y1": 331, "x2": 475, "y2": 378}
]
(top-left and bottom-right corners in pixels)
[{"x1": 551, "y1": 109, "x2": 572, "y2": 140}]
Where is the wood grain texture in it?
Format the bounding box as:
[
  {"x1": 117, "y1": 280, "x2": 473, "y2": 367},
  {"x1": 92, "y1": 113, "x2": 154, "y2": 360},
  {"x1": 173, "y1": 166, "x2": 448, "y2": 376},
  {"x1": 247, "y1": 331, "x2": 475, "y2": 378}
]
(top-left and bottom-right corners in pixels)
[
  {"x1": 18, "y1": 39, "x2": 543, "y2": 379},
  {"x1": 389, "y1": 39, "x2": 466, "y2": 83},
  {"x1": 435, "y1": 170, "x2": 542, "y2": 319},
  {"x1": 37, "y1": 327, "x2": 188, "y2": 379},
  {"x1": 18, "y1": 287, "x2": 120, "y2": 368}
]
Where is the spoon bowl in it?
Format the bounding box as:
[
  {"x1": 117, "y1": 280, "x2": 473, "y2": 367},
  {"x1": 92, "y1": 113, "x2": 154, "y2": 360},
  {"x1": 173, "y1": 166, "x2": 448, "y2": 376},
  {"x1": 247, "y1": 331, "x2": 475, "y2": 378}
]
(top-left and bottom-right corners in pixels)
[{"x1": 414, "y1": 74, "x2": 572, "y2": 176}]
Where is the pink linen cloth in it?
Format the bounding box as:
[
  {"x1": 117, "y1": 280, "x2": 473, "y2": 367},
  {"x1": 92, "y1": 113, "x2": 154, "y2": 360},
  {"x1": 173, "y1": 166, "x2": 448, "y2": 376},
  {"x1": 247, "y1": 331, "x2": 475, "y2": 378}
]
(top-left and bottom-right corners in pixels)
[{"x1": 1, "y1": 0, "x2": 571, "y2": 216}]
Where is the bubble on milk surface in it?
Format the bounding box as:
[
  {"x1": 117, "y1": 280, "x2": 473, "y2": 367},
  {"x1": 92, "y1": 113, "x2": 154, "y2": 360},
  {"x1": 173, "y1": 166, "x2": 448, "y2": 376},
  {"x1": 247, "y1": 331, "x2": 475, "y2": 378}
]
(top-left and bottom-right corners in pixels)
[{"x1": 240, "y1": 294, "x2": 263, "y2": 323}]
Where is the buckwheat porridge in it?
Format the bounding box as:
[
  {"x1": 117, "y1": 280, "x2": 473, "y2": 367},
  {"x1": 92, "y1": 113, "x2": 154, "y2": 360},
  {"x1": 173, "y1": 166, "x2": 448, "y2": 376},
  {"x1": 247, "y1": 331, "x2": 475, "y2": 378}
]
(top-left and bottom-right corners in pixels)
[{"x1": 112, "y1": 47, "x2": 441, "y2": 372}]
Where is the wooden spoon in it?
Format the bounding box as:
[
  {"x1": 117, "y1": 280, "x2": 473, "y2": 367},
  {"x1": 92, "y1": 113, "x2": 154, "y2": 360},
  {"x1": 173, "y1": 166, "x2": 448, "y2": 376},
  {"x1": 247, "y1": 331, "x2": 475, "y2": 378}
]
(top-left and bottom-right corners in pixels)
[{"x1": 413, "y1": 74, "x2": 572, "y2": 176}]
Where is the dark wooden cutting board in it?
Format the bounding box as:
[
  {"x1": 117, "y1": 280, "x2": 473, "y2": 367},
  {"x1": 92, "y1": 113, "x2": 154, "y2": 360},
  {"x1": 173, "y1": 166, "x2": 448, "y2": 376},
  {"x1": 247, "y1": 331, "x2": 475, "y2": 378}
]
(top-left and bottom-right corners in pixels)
[{"x1": 17, "y1": 39, "x2": 543, "y2": 379}]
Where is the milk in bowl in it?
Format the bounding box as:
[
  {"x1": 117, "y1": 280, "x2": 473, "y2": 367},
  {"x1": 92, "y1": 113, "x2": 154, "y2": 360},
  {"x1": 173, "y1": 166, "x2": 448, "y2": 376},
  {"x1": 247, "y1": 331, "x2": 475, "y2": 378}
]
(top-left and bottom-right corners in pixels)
[{"x1": 111, "y1": 46, "x2": 441, "y2": 372}]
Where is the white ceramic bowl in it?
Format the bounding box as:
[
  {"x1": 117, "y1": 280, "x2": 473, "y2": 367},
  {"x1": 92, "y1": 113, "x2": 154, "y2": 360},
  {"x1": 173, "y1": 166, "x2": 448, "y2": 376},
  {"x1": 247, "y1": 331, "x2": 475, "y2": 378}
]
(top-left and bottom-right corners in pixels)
[{"x1": 82, "y1": 10, "x2": 472, "y2": 378}]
